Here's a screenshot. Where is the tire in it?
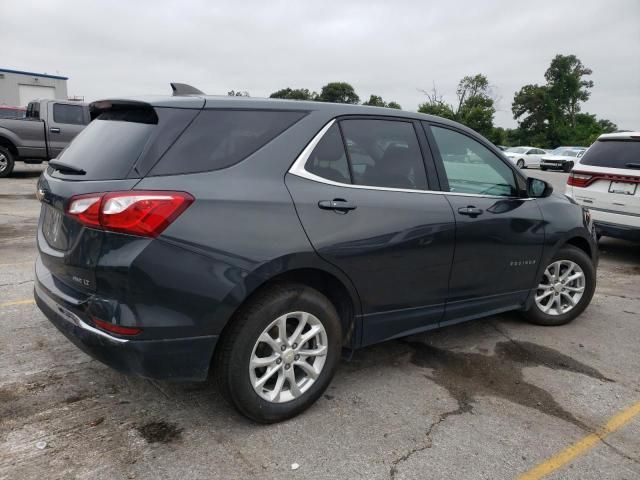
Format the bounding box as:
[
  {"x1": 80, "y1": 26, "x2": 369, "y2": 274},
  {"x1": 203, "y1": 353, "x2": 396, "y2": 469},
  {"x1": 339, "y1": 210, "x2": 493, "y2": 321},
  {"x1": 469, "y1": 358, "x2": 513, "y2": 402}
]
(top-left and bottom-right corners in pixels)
[
  {"x1": 540, "y1": 166, "x2": 547, "y2": 171},
  {"x1": 563, "y1": 161, "x2": 574, "y2": 173},
  {"x1": 0, "y1": 146, "x2": 15, "y2": 178},
  {"x1": 523, "y1": 245, "x2": 596, "y2": 326},
  {"x1": 214, "y1": 282, "x2": 342, "y2": 423},
  {"x1": 517, "y1": 159, "x2": 525, "y2": 169}
]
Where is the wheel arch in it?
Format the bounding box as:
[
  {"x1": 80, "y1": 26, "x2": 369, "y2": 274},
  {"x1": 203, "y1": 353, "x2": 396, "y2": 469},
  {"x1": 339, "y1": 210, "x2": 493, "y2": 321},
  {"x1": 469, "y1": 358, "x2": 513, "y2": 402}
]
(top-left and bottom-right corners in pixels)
[{"x1": 0, "y1": 134, "x2": 19, "y2": 156}]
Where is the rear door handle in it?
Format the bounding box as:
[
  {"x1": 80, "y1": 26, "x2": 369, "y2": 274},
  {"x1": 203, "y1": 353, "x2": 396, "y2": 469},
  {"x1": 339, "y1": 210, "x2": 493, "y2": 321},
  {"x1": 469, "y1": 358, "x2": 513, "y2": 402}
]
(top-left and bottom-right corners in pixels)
[
  {"x1": 318, "y1": 199, "x2": 357, "y2": 213},
  {"x1": 50, "y1": 127, "x2": 61, "y2": 133},
  {"x1": 458, "y1": 206, "x2": 483, "y2": 217}
]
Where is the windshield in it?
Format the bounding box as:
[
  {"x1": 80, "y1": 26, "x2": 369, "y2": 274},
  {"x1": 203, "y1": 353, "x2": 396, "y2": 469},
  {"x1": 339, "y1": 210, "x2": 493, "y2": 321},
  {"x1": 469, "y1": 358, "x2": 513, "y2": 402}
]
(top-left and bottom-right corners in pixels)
[
  {"x1": 506, "y1": 147, "x2": 528, "y2": 153},
  {"x1": 550, "y1": 148, "x2": 580, "y2": 157}
]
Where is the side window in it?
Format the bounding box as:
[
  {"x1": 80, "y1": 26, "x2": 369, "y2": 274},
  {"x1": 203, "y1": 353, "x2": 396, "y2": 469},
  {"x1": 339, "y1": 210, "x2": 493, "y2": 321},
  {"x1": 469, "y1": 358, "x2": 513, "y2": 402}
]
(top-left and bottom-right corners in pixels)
[
  {"x1": 430, "y1": 126, "x2": 518, "y2": 197},
  {"x1": 53, "y1": 103, "x2": 85, "y2": 125},
  {"x1": 339, "y1": 119, "x2": 427, "y2": 190},
  {"x1": 305, "y1": 123, "x2": 351, "y2": 184}
]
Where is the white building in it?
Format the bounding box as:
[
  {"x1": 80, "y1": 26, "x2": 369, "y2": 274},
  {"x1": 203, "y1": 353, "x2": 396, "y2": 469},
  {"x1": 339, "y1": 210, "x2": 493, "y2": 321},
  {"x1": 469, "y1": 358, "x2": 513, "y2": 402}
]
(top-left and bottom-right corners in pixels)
[{"x1": 0, "y1": 68, "x2": 68, "y2": 107}]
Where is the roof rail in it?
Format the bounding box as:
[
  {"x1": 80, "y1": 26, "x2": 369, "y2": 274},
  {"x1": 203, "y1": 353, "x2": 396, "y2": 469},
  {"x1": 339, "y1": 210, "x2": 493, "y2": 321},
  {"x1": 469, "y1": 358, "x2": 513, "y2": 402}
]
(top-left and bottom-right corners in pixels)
[{"x1": 170, "y1": 83, "x2": 205, "y2": 96}]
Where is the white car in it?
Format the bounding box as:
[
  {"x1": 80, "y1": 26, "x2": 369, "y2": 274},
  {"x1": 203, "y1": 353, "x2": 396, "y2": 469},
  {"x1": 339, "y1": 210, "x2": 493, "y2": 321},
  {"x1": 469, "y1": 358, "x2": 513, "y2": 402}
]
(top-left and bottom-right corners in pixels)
[
  {"x1": 566, "y1": 132, "x2": 640, "y2": 241},
  {"x1": 503, "y1": 146, "x2": 546, "y2": 169},
  {"x1": 540, "y1": 147, "x2": 586, "y2": 172}
]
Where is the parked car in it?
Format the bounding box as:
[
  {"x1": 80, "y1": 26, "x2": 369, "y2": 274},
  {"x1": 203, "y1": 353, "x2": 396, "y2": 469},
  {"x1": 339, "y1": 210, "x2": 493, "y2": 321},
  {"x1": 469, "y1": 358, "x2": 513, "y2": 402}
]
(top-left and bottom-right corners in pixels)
[
  {"x1": 503, "y1": 146, "x2": 547, "y2": 169},
  {"x1": 34, "y1": 88, "x2": 598, "y2": 423},
  {"x1": 540, "y1": 147, "x2": 587, "y2": 172},
  {"x1": 0, "y1": 106, "x2": 26, "y2": 119},
  {"x1": 566, "y1": 132, "x2": 640, "y2": 241},
  {"x1": 0, "y1": 99, "x2": 90, "y2": 177}
]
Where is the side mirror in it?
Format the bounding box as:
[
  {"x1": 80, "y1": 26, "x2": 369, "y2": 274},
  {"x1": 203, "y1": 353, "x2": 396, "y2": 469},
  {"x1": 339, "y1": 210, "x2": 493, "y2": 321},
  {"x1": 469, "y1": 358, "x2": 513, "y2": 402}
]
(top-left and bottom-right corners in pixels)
[{"x1": 527, "y1": 177, "x2": 553, "y2": 198}]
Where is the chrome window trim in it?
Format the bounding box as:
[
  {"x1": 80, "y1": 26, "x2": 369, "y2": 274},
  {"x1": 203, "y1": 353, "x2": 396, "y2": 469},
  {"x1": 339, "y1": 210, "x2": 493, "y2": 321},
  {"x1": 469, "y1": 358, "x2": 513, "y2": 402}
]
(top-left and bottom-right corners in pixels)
[{"x1": 289, "y1": 118, "x2": 533, "y2": 201}]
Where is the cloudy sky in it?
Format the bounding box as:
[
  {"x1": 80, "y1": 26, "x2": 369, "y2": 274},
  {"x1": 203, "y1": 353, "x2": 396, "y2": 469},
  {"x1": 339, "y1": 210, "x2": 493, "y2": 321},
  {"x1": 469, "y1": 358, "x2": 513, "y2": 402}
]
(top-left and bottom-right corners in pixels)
[{"x1": 3, "y1": 0, "x2": 639, "y2": 129}]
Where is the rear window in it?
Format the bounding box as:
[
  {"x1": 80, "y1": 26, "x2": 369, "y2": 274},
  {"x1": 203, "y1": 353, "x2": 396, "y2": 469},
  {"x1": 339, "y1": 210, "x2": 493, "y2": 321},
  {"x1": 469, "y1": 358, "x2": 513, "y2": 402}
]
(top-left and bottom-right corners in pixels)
[
  {"x1": 149, "y1": 109, "x2": 306, "y2": 176},
  {"x1": 53, "y1": 116, "x2": 155, "y2": 180},
  {"x1": 53, "y1": 103, "x2": 86, "y2": 125},
  {"x1": 580, "y1": 139, "x2": 640, "y2": 169}
]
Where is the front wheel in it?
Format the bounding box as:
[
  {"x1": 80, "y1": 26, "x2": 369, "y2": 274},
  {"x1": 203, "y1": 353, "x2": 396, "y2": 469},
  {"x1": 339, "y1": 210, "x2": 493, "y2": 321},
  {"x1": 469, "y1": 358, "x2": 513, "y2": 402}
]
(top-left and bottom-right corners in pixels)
[
  {"x1": 0, "y1": 147, "x2": 15, "y2": 178},
  {"x1": 523, "y1": 245, "x2": 596, "y2": 326},
  {"x1": 214, "y1": 283, "x2": 342, "y2": 423},
  {"x1": 517, "y1": 159, "x2": 525, "y2": 169}
]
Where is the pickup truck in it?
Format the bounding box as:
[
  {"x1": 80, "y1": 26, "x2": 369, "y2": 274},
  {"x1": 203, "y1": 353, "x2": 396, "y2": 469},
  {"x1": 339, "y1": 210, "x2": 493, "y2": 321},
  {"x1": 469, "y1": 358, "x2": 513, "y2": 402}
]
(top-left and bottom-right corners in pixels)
[{"x1": 0, "y1": 99, "x2": 90, "y2": 177}]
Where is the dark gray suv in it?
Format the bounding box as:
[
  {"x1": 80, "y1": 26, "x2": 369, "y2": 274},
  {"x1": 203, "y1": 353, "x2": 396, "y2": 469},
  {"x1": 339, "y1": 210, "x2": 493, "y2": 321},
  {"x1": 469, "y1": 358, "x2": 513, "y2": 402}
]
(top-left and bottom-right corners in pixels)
[{"x1": 34, "y1": 90, "x2": 598, "y2": 422}]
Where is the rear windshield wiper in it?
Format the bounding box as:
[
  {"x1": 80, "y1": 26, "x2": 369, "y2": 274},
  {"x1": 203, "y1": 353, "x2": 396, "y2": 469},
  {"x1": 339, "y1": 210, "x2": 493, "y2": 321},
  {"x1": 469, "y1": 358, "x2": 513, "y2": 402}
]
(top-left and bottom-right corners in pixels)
[
  {"x1": 625, "y1": 162, "x2": 640, "y2": 169},
  {"x1": 48, "y1": 159, "x2": 86, "y2": 175}
]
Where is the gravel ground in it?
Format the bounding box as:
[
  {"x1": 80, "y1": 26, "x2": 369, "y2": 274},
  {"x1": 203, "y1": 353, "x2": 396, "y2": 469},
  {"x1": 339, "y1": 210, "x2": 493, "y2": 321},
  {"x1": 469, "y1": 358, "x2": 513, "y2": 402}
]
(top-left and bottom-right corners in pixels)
[{"x1": 1, "y1": 164, "x2": 639, "y2": 480}]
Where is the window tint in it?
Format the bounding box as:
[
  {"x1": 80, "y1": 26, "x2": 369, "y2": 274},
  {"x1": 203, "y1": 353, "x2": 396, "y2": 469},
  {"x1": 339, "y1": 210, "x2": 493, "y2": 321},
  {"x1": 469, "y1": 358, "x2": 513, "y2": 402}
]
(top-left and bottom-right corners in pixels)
[
  {"x1": 430, "y1": 126, "x2": 517, "y2": 197},
  {"x1": 305, "y1": 123, "x2": 351, "y2": 183},
  {"x1": 151, "y1": 110, "x2": 306, "y2": 175},
  {"x1": 579, "y1": 140, "x2": 640, "y2": 169},
  {"x1": 339, "y1": 119, "x2": 427, "y2": 190},
  {"x1": 53, "y1": 103, "x2": 85, "y2": 125}
]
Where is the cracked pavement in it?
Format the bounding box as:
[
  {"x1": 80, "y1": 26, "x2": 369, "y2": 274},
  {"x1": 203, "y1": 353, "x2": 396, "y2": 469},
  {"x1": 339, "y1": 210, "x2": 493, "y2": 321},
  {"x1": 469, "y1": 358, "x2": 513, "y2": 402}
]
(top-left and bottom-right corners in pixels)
[{"x1": 1, "y1": 165, "x2": 639, "y2": 479}]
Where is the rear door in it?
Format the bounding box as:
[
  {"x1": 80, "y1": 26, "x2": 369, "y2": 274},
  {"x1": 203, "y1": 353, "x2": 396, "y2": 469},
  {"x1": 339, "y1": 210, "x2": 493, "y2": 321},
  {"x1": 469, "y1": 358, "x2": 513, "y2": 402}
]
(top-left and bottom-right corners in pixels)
[
  {"x1": 424, "y1": 123, "x2": 545, "y2": 324},
  {"x1": 46, "y1": 102, "x2": 89, "y2": 158},
  {"x1": 286, "y1": 117, "x2": 455, "y2": 345}
]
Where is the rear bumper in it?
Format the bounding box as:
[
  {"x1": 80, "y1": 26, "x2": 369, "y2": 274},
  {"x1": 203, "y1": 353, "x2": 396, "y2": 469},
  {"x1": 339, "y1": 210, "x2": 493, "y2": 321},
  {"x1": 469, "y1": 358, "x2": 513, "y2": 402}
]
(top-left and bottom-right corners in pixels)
[
  {"x1": 34, "y1": 264, "x2": 218, "y2": 381},
  {"x1": 594, "y1": 221, "x2": 640, "y2": 242}
]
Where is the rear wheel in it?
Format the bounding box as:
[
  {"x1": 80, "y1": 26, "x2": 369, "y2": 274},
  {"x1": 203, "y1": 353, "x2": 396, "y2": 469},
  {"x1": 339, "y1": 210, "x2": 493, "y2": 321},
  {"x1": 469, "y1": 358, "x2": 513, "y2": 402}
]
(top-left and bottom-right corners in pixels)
[
  {"x1": 524, "y1": 246, "x2": 595, "y2": 326},
  {"x1": 215, "y1": 283, "x2": 342, "y2": 423},
  {"x1": 0, "y1": 147, "x2": 15, "y2": 178},
  {"x1": 517, "y1": 159, "x2": 525, "y2": 169}
]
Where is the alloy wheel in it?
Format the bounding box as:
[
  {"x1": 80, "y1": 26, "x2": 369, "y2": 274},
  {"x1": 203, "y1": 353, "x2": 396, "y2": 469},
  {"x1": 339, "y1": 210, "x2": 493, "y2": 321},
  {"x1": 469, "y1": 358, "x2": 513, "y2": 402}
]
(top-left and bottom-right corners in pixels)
[
  {"x1": 0, "y1": 153, "x2": 7, "y2": 173},
  {"x1": 535, "y1": 260, "x2": 585, "y2": 316},
  {"x1": 249, "y1": 311, "x2": 328, "y2": 403}
]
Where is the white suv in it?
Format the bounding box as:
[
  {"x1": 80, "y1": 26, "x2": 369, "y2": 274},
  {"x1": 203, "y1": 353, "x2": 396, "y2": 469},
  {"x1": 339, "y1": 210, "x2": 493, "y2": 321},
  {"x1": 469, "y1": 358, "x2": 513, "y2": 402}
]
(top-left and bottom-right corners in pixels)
[{"x1": 566, "y1": 132, "x2": 640, "y2": 241}]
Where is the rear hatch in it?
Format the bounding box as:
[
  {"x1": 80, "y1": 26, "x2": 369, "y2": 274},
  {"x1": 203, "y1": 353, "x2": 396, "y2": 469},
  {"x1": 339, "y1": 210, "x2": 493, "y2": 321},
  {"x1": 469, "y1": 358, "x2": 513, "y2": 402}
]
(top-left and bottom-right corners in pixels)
[
  {"x1": 568, "y1": 137, "x2": 640, "y2": 215},
  {"x1": 37, "y1": 100, "x2": 201, "y2": 293}
]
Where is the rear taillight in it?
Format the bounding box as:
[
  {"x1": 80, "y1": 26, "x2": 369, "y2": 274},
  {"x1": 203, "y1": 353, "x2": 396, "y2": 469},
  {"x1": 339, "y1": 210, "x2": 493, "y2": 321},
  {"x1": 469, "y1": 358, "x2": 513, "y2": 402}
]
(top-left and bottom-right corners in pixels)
[
  {"x1": 567, "y1": 172, "x2": 593, "y2": 188},
  {"x1": 92, "y1": 316, "x2": 142, "y2": 336},
  {"x1": 67, "y1": 191, "x2": 194, "y2": 237}
]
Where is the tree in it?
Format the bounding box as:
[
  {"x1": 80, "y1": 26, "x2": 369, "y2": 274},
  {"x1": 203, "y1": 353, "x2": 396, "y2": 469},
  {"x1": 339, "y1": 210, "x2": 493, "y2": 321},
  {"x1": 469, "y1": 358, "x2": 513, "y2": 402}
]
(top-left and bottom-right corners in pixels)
[
  {"x1": 362, "y1": 94, "x2": 401, "y2": 109},
  {"x1": 512, "y1": 84, "x2": 552, "y2": 146},
  {"x1": 269, "y1": 88, "x2": 317, "y2": 100},
  {"x1": 418, "y1": 75, "x2": 496, "y2": 138},
  {"x1": 318, "y1": 82, "x2": 360, "y2": 104},
  {"x1": 227, "y1": 90, "x2": 249, "y2": 97},
  {"x1": 544, "y1": 54, "x2": 593, "y2": 128}
]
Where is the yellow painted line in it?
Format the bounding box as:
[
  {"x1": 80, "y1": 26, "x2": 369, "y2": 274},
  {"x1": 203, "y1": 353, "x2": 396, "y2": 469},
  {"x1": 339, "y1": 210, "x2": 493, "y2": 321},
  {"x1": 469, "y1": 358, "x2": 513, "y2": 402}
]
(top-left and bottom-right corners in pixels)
[
  {"x1": 518, "y1": 400, "x2": 640, "y2": 480},
  {"x1": 0, "y1": 298, "x2": 35, "y2": 308}
]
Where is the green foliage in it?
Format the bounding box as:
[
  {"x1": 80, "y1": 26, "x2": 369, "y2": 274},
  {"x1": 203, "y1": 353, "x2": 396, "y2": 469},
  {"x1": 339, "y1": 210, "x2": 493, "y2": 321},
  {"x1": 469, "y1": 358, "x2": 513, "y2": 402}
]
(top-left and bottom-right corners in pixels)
[
  {"x1": 512, "y1": 54, "x2": 614, "y2": 148},
  {"x1": 418, "y1": 74, "x2": 496, "y2": 139},
  {"x1": 227, "y1": 90, "x2": 249, "y2": 97},
  {"x1": 318, "y1": 82, "x2": 360, "y2": 104},
  {"x1": 269, "y1": 88, "x2": 317, "y2": 101},
  {"x1": 362, "y1": 95, "x2": 402, "y2": 109}
]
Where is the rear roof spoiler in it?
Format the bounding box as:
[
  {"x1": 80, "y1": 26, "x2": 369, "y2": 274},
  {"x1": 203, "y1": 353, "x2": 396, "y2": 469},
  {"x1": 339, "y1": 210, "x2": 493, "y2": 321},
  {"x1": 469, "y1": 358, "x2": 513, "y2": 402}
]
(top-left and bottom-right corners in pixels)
[{"x1": 170, "y1": 83, "x2": 205, "y2": 96}]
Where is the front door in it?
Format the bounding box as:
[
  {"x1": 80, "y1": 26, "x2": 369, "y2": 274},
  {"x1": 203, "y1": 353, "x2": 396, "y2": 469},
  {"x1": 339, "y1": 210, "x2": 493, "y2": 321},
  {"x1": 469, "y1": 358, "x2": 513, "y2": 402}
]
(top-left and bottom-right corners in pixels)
[
  {"x1": 425, "y1": 123, "x2": 545, "y2": 324},
  {"x1": 286, "y1": 118, "x2": 455, "y2": 345}
]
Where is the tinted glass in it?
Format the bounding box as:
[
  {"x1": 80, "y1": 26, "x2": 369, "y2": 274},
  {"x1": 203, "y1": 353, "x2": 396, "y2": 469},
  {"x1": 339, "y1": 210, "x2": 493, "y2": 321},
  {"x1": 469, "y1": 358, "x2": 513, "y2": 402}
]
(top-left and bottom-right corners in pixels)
[
  {"x1": 53, "y1": 117, "x2": 155, "y2": 180},
  {"x1": 339, "y1": 119, "x2": 427, "y2": 190},
  {"x1": 151, "y1": 110, "x2": 306, "y2": 176},
  {"x1": 53, "y1": 103, "x2": 85, "y2": 125},
  {"x1": 305, "y1": 124, "x2": 351, "y2": 183},
  {"x1": 579, "y1": 140, "x2": 640, "y2": 169},
  {"x1": 430, "y1": 126, "x2": 517, "y2": 197}
]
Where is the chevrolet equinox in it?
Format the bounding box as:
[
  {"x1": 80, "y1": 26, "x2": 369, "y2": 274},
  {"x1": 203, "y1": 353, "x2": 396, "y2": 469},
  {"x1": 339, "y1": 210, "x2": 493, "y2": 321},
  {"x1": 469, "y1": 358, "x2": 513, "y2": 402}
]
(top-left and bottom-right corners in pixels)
[{"x1": 34, "y1": 87, "x2": 598, "y2": 422}]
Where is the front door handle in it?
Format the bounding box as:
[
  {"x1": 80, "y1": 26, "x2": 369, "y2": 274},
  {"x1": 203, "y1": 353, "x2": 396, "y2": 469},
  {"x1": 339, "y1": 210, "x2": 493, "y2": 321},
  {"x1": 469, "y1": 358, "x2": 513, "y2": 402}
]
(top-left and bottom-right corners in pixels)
[
  {"x1": 50, "y1": 127, "x2": 61, "y2": 133},
  {"x1": 458, "y1": 206, "x2": 483, "y2": 217},
  {"x1": 318, "y1": 199, "x2": 357, "y2": 213}
]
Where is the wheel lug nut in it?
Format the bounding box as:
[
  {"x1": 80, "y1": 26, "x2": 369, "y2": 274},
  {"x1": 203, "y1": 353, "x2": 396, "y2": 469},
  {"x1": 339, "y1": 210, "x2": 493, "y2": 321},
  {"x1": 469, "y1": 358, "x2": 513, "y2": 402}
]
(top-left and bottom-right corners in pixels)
[
  {"x1": 292, "y1": 343, "x2": 297, "y2": 349},
  {"x1": 280, "y1": 345, "x2": 286, "y2": 351},
  {"x1": 294, "y1": 354, "x2": 300, "y2": 360},
  {"x1": 285, "y1": 364, "x2": 290, "y2": 369},
  {"x1": 276, "y1": 358, "x2": 282, "y2": 364}
]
